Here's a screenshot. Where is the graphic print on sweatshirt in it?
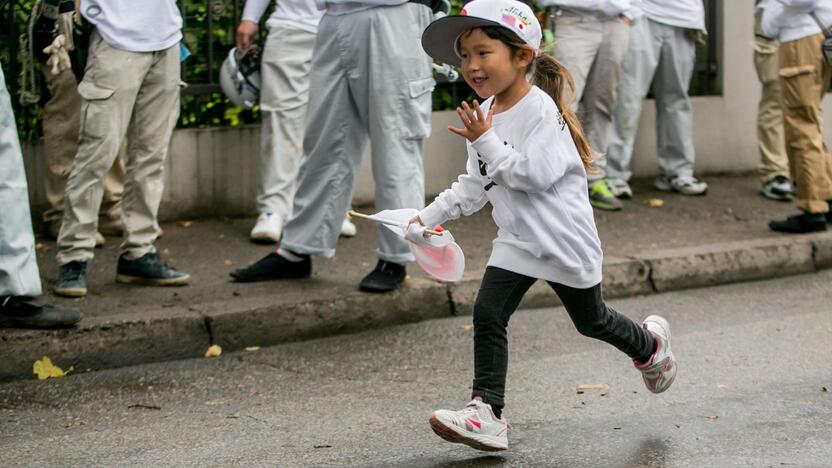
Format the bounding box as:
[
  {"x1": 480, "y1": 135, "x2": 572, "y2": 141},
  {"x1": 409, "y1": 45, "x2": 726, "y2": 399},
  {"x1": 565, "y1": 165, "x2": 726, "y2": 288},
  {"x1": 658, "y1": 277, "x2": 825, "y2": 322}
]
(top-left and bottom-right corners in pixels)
[{"x1": 476, "y1": 141, "x2": 513, "y2": 192}]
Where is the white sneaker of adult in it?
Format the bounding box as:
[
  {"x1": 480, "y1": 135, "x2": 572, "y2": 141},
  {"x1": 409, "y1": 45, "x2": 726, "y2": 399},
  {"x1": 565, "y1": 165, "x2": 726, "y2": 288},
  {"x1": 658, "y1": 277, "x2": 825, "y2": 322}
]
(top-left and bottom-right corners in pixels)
[
  {"x1": 250, "y1": 213, "x2": 282, "y2": 244},
  {"x1": 655, "y1": 175, "x2": 708, "y2": 196},
  {"x1": 608, "y1": 179, "x2": 633, "y2": 199},
  {"x1": 634, "y1": 315, "x2": 678, "y2": 393},
  {"x1": 429, "y1": 399, "x2": 509, "y2": 451},
  {"x1": 340, "y1": 217, "x2": 357, "y2": 238}
]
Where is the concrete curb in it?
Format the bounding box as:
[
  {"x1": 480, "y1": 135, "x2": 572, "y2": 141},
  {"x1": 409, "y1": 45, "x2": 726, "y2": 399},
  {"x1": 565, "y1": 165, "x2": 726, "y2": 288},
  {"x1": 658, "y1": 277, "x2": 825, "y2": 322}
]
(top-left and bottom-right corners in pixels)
[{"x1": 3, "y1": 233, "x2": 831, "y2": 381}]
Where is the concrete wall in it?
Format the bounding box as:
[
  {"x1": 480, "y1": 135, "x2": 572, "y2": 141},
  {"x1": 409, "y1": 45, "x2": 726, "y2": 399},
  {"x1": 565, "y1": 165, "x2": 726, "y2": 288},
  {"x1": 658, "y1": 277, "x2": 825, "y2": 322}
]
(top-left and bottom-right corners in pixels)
[{"x1": 20, "y1": 1, "x2": 832, "y2": 222}]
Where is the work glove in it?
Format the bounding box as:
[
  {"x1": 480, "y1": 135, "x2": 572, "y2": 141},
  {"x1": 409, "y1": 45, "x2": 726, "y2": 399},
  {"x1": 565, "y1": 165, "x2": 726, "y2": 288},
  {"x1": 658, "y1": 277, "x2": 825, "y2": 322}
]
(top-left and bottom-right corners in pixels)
[{"x1": 43, "y1": 34, "x2": 71, "y2": 75}]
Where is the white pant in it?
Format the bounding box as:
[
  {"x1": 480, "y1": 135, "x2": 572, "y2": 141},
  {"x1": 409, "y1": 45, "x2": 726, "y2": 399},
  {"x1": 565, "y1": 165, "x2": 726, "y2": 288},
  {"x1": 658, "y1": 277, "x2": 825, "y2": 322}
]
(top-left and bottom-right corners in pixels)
[
  {"x1": 281, "y1": 3, "x2": 434, "y2": 264},
  {"x1": 606, "y1": 18, "x2": 697, "y2": 183},
  {"x1": 0, "y1": 65, "x2": 42, "y2": 297},
  {"x1": 552, "y1": 14, "x2": 630, "y2": 182},
  {"x1": 256, "y1": 25, "x2": 316, "y2": 221}
]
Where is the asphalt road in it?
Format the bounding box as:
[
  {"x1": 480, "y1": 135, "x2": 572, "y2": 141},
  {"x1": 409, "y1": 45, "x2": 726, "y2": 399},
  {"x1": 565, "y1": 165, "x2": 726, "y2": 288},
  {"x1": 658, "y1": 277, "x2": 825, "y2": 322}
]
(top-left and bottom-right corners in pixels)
[{"x1": 2, "y1": 271, "x2": 831, "y2": 467}]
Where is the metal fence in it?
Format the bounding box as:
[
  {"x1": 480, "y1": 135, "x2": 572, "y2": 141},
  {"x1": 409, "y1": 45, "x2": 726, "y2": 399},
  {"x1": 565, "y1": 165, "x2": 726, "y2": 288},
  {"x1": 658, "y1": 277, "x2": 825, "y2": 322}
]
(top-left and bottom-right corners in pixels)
[{"x1": 1, "y1": 0, "x2": 720, "y2": 139}]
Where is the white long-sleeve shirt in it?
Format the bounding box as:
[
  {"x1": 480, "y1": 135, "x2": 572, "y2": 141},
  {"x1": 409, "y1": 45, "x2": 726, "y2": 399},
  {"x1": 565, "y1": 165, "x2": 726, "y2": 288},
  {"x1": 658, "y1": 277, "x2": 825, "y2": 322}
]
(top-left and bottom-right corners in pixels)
[
  {"x1": 761, "y1": 0, "x2": 832, "y2": 42},
  {"x1": 419, "y1": 86, "x2": 603, "y2": 289},
  {"x1": 79, "y1": 0, "x2": 182, "y2": 52},
  {"x1": 638, "y1": 0, "x2": 705, "y2": 31},
  {"x1": 314, "y1": 0, "x2": 408, "y2": 16},
  {"x1": 538, "y1": 0, "x2": 640, "y2": 21},
  {"x1": 242, "y1": 0, "x2": 323, "y2": 33}
]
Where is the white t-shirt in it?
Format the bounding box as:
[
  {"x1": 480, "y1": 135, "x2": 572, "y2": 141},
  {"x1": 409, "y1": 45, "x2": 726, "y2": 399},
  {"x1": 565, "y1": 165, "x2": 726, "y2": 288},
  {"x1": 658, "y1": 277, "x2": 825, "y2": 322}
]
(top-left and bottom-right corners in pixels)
[
  {"x1": 538, "y1": 0, "x2": 639, "y2": 21},
  {"x1": 638, "y1": 0, "x2": 706, "y2": 31},
  {"x1": 316, "y1": 0, "x2": 409, "y2": 17},
  {"x1": 242, "y1": 0, "x2": 323, "y2": 33},
  {"x1": 419, "y1": 86, "x2": 603, "y2": 289},
  {"x1": 79, "y1": 0, "x2": 182, "y2": 52}
]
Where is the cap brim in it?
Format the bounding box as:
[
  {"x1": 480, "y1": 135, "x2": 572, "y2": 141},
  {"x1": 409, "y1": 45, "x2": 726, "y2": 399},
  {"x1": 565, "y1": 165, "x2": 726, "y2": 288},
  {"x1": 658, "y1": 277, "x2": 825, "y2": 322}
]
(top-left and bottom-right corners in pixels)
[{"x1": 421, "y1": 16, "x2": 503, "y2": 66}]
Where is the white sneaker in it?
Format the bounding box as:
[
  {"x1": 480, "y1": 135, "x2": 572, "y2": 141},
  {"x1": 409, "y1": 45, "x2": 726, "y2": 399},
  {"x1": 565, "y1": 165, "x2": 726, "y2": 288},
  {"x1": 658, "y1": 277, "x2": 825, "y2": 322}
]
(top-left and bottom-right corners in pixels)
[
  {"x1": 655, "y1": 175, "x2": 708, "y2": 196},
  {"x1": 634, "y1": 315, "x2": 678, "y2": 394},
  {"x1": 608, "y1": 179, "x2": 633, "y2": 199},
  {"x1": 250, "y1": 213, "x2": 282, "y2": 244},
  {"x1": 429, "y1": 399, "x2": 509, "y2": 451},
  {"x1": 340, "y1": 217, "x2": 357, "y2": 238}
]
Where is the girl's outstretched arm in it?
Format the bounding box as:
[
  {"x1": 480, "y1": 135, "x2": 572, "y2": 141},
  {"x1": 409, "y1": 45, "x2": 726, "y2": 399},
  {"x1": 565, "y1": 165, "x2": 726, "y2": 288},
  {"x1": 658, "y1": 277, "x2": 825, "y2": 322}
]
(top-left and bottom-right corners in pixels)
[{"x1": 419, "y1": 157, "x2": 488, "y2": 228}]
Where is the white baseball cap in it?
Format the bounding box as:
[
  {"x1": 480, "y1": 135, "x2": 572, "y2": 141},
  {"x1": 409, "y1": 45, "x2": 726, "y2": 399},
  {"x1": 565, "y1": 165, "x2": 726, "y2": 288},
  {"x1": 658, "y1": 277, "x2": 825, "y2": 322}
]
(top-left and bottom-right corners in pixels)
[{"x1": 421, "y1": 0, "x2": 542, "y2": 66}]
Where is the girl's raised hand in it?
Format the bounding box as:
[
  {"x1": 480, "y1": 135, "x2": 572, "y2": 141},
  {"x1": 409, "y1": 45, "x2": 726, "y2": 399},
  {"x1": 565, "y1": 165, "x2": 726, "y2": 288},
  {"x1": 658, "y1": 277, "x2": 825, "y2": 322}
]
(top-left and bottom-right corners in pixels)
[{"x1": 448, "y1": 100, "x2": 494, "y2": 142}]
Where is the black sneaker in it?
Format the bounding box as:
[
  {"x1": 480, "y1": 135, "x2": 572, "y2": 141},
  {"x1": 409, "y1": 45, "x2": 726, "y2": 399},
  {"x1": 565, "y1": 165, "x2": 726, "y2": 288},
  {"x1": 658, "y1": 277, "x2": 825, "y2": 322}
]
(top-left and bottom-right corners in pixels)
[
  {"x1": 230, "y1": 252, "x2": 311, "y2": 282},
  {"x1": 0, "y1": 296, "x2": 81, "y2": 329},
  {"x1": 55, "y1": 261, "x2": 88, "y2": 297},
  {"x1": 768, "y1": 213, "x2": 827, "y2": 234},
  {"x1": 359, "y1": 260, "x2": 406, "y2": 293},
  {"x1": 827, "y1": 201, "x2": 832, "y2": 223},
  {"x1": 116, "y1": 252, "x2": 190, "y2": 286}
]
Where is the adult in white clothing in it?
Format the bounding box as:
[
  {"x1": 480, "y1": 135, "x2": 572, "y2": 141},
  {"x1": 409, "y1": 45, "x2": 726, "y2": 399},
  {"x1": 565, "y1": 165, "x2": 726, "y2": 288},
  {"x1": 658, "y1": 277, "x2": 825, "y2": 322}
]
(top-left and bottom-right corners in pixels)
[{"x1": 605, "y1": 0, "x2": 709, "y2": 198}]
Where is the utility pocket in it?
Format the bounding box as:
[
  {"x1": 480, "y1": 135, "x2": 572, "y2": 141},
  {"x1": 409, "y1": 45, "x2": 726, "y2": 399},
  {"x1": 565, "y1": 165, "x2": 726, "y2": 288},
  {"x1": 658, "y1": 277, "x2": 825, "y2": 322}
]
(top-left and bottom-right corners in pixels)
[
  {"x1": 400, "y1": 76, "x2": 435, "y2": 139},
  {"x1": 77, "y1": 80, "x2": 115, "y2": 139},
  {"x1": 778, "y1": 64, "x2": 817, "y2": 108}
]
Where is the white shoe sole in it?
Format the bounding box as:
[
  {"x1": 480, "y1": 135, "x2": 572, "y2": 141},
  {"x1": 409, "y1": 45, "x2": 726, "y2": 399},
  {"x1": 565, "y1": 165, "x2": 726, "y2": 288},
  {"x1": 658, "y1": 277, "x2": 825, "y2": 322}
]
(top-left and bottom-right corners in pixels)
[
  {"x1": 642, "y1": 315, "x2": 677, "y2": 393},
  {"x1": 115, "y1": 273, "x2": 191, "y2": 286},
  {"x1": 429, "y1": 413, "x2": 507, "y2": 451}
]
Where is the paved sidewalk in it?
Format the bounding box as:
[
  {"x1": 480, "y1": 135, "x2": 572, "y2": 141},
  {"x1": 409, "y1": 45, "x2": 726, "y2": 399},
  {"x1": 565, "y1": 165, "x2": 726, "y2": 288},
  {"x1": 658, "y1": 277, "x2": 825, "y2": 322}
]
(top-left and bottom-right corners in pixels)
[{"x1": 3, "y1": 174, "x2": 831, "y2": 380}]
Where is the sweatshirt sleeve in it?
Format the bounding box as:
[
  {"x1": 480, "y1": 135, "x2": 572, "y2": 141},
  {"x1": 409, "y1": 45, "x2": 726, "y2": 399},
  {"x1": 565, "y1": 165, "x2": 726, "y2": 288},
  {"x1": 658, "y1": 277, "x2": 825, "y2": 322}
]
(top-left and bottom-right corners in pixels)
[
  {"x1": 242, "y1": 0, "x2": 271, "y2": 23},
  {"x1": 419, "y1": 155, "x2": 488, "y2": 228},
  {"x1": 471, "y1": 109, "x2": 568, "y2": 194}
]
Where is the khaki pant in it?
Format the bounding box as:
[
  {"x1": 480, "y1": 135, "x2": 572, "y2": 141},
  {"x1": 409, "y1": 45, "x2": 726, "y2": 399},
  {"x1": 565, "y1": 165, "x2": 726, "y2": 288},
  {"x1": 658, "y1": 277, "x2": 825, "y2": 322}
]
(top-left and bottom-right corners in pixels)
[
  {"x1": 41, "y1": 67, "x2": 124, "y2": 230},
  {"x1": 552, "y1": 14, "x2": 630, "y2": 182},
  {"x1": 57, "y1": 32, "x2": 180, "y2": 264},
  {"x1": 779, "y1": 33, "x2": 832, "y2": 214},
  {"x1": 753, "y1": 13, "x2": 790, "y2": 183}
]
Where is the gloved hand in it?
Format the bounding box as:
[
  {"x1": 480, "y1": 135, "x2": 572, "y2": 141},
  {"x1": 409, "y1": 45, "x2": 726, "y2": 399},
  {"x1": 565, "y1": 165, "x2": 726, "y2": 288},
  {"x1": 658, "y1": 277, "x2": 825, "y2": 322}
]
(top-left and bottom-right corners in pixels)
[{"x1": 43, "y1": 35, "x2": 71, "y2": 75}]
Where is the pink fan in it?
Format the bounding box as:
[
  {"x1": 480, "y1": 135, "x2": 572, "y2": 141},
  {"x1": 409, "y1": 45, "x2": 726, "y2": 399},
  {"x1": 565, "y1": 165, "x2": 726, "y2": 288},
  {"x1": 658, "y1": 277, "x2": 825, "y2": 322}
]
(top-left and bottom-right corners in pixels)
[{"x1": 347, "y1": 209, "x2": 465, "y2": 282}]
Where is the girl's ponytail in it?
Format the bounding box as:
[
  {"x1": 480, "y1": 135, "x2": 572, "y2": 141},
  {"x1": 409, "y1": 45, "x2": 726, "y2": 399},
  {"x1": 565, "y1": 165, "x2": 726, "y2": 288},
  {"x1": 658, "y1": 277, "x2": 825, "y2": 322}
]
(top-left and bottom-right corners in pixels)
[{"x1": 532, "y1": 54, "x2": 595, "y2": 173}]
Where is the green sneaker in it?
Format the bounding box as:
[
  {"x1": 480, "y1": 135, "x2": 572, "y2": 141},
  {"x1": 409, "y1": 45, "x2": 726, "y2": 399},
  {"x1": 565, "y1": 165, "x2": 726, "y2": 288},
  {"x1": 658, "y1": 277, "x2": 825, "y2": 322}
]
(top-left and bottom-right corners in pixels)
[{"x1": 589, "y1": 179, "x2": 623, "y2": 211}]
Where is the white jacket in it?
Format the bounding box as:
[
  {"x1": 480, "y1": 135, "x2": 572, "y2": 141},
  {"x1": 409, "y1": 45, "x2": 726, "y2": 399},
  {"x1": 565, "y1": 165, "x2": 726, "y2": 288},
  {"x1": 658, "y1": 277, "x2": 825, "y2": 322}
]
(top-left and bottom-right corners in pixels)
[
  {"x1": 419, "y1": 87, "x2": 603, "y2": 289},
  {"x1": 761, "y1": 0, "x2": 832, "y2": 42},
  {"x1": 538, "y1": 0, "x2": 640, "y2": 21}
]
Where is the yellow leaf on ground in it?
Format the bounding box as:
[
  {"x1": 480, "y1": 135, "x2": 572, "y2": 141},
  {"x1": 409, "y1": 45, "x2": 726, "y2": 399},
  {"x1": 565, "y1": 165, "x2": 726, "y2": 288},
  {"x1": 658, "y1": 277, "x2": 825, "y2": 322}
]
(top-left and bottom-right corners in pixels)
[
  {"x1": 576, "y1": 383, "x2": 609, "y2": 394},
  {"x1": 646, "y1": 198, "x2": 664, "y2": 207},
  {"x1": 33, "y1": 356, "x2": 73, "y2": 380},
  {"x1": 204, "y1": 345, "x2": 222, "y2": 358},
  {"x1": 458, "y1": 324, "x2": 474, "y2": 332},
  {"x1": 245, "y1": 346, "x2": 260, "y2": 352}
]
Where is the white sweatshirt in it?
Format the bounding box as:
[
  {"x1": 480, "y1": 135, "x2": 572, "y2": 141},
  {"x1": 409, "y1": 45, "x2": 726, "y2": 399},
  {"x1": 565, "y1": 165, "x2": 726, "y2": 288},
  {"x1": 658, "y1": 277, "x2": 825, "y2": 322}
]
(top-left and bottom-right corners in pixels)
[
  {"x1": 638, "y1": 0, "x2": 706, "y2": 31},
  {"x1": 761, "y1": 0, "x2": 832, "y2": 42},
  {"x1": 419, "y1": 86, "x2": 603, "y2": 289},
  {"x1": 242, "y1": 0, "x2": 323, "y2": 33},
  {"x1": 79, "y1": 0, "x2": 182, "y2": 52},
  {"x1": 538, "y1": 0, "x2": 640, "y2": 22}
]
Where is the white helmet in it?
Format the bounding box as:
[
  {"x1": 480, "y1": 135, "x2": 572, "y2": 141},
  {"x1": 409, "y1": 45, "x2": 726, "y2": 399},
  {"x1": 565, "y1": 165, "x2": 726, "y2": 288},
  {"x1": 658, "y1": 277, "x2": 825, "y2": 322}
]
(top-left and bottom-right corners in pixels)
[{"x1": 219, "y1": 46, "x2": 261, "y2": 109}]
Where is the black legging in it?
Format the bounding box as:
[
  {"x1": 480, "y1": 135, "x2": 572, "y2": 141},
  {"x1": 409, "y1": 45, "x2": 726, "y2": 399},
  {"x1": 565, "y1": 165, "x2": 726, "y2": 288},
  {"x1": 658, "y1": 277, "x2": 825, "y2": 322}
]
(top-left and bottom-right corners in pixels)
[{"x1": 471, "y1": 266, "x2": 656, "y2": 415}]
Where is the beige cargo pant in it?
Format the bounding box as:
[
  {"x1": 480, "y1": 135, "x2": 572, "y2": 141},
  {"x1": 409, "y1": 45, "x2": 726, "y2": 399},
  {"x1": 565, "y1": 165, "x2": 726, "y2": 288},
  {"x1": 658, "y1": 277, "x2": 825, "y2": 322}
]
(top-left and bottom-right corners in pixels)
[
  {"x1": 778, "y1": 33, "x2": 832, "y2": 214},
  {"x1": 57, "y1": 32, "x2": 179, "y2": 265},
  {"x1": 41, "y1": 67, "x2": 124, "y2": 234},
  {"x1": 753, "y1": 13, "x2": 790, "y2": 183}
]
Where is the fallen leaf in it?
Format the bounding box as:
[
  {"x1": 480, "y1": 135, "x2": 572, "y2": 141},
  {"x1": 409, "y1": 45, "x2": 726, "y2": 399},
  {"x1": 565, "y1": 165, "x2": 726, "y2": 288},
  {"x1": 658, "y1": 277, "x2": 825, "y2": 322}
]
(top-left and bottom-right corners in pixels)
[
  {"x1": 245, "y1": 346, "x2": 260, "y2": 352},
  {"x1": 313, "y1": 444, "x2": 333, "y2": 449},
  {"x1": 232, "y1": 290, "x2": 241, "y2": 297},
  {"x1": 576, "y1": 383, "x2": 609, "y2": 394},
  {"x1": 703, "y1": 415, "x2": 719, "y2": 421},
  {"x1": 33, "y1": 357, "x2": 73, "y2": 380},
  {"x1": 204, "y1": 344, "x2": 222, "y2": 358},
  {"x1": 224, "y1": 260, "x2": 234, "y2": 266},
  {"x1": 646, "y1": 198, "x2": 664, "y2": 207},
  {"x1": 822, "y1": 386, "x2": 828, "y2": 392},
  {"x1": 176, "y1": 221, "x2": 193, "y2": 228},
  {"x1": 35, "y1": 243, "x2": 45, "y2": 250},
  {"x1": 458, "y1": 324, "x2": 474, "y2": 332}
]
